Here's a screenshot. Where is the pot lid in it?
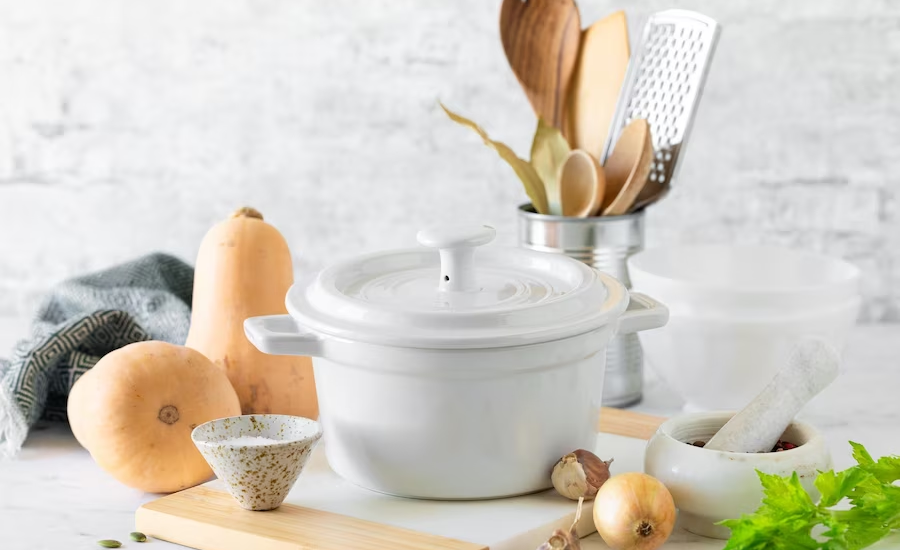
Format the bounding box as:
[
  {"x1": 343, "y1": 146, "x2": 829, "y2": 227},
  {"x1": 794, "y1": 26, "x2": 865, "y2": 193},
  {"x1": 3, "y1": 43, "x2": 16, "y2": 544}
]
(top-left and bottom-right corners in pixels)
[{"x1": 286, "y1": 224, "x2": 629, "y2": 349}]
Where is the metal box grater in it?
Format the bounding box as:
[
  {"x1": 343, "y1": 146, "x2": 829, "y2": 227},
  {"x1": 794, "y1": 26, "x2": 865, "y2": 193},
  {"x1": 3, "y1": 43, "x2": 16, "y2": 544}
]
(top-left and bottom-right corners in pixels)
[{"x1": 601, "y1": 10, "x2": 721, "y2": 202}]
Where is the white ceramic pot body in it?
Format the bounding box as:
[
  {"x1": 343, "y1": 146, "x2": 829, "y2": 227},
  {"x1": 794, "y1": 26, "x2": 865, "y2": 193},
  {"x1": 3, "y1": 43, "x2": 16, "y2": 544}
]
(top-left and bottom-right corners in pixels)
[
  {"x1": 644, "y1": 412, "x2": 832, "y2": 539},
  {"x1": 311, "y1": 326, "x2": 610, "y2": 499},
  {"x1": 244, "y1": 225, "x2": 669, "y2": 499}
]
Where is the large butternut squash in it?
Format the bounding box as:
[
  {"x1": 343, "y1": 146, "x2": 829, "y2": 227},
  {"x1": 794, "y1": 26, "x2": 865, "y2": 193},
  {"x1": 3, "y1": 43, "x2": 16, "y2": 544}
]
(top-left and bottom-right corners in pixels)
[
  {"x1": 185, "y1": 207, "x2": 318, "y2": 418},
  {"x1": 67, "y1": 341, "x2": 241, "y2": 493}
]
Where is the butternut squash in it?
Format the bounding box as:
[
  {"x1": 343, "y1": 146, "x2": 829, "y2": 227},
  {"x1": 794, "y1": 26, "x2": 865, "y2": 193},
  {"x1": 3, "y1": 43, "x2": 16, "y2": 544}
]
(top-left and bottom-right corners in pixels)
[
  {"x1": 185, "y1": 207, "x2": 318, "y2": 418},
  {"x1": 67, "y1": 341, "x2": 241, "y2": 493}
]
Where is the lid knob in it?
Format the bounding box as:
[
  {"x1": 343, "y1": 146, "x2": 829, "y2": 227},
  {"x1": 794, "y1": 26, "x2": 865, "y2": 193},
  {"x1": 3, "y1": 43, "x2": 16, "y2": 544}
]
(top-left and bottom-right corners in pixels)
[{"x1": 416, "y1": 224, "x2": 496, "y2": 292}]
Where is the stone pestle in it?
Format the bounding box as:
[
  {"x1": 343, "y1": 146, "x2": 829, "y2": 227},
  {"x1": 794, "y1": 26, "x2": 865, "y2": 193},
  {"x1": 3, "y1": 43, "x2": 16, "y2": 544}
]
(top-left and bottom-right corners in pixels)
[{"x1": 703, "y1": 336, "x2": 840, "y2": 453}]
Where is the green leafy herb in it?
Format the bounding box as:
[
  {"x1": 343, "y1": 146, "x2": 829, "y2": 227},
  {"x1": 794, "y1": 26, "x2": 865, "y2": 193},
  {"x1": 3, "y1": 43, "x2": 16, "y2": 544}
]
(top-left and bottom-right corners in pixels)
[{"x1": 720, "y1": 442, "x2": 900, "y2": 550}]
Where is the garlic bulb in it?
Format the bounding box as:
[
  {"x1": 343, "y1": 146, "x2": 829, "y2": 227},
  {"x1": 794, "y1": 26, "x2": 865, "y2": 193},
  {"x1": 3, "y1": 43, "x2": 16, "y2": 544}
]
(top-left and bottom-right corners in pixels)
[
  {"x1": 551, "y1": 449, "x2": 613, "y2": 500},
  {"x1": 536, "y1": 530, "x2": 579, "y2": 550},
  {"x1": 535, "y1": 497, "x2": 584, "y2": 550}
]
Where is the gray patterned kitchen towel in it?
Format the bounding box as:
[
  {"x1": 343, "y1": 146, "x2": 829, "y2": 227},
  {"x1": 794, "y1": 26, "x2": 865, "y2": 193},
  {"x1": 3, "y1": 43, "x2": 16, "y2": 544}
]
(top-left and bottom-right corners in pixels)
[{"x1": 0, "y1": 253, "x2": 193, "y2": 458}]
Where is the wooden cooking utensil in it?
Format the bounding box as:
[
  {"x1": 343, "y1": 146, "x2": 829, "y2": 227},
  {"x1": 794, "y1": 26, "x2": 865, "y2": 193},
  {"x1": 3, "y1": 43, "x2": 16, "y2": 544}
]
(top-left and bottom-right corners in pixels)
[
  {"x1": 600, "y1": 119, "x2": 653, "y2": 216},
  {"x1": 564, "y1": 11, "x2": 630, "y2": 159},
  {"x1": 500, "y1": 0, "x2": 581, "y2": 129},
  {"x1": 558, "y1": 149, "x2": 606, "y2": 217}
]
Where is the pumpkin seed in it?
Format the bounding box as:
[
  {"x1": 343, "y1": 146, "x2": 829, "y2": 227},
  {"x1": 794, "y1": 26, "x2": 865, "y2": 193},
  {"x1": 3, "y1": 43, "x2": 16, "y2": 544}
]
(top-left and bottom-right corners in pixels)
[
  {"x1": 130, "y1": 531, "x2": 148, "y2": 542},
  {"x1": 97, "y1": 540, "x2": 122, "y2": 548}
]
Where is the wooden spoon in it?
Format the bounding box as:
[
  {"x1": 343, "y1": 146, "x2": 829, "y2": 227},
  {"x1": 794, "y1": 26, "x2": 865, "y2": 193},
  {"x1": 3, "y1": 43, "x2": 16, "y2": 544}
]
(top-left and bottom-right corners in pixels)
[
  {"x1": 564, "y1": 11, "x2": 630, "y2": 159},
  {"x1": 500, "y1": 0, "x2": 581, "y2": 129},
  {"x1": 600, "y1": 119, "x2": 654, "y2": 216},
  {"x1": 558, "y1": 150, "x2": 606, "y2": 217}
]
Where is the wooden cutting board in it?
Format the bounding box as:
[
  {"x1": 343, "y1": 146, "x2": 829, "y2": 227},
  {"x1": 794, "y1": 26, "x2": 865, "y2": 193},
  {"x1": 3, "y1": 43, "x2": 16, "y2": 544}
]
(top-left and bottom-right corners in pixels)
[{"x1": 136, "y1": 408, "x2": 665, "y2": 550}]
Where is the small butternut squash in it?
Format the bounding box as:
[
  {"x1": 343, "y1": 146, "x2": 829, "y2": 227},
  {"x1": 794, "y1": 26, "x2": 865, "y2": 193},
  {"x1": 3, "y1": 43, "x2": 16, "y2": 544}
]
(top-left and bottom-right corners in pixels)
[
  {"x1": 67, "y1": 341, "x2": 241, "y2": 493},
  {"x1": 185, "y1": 207, "x2": 319, "y2": 418}
]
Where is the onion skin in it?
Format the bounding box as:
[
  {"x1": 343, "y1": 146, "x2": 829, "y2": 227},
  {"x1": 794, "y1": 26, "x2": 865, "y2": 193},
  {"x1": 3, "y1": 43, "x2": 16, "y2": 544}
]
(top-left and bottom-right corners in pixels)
[{"x1": 592, "y1": 472, "x2": 676, "y2": 550}]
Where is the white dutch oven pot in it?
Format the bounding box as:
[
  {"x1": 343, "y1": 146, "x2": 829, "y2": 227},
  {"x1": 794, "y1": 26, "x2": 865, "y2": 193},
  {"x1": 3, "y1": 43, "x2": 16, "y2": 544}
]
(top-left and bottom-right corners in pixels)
[{"x1": 245, "y1": 224, "x2": 668, "y2": 500}]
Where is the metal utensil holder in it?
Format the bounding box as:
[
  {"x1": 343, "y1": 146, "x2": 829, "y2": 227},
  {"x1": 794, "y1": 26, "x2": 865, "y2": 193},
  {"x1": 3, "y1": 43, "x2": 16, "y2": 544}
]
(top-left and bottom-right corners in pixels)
[{"x1": 517, "y1": 204, "x2": 645, "y2": 407}]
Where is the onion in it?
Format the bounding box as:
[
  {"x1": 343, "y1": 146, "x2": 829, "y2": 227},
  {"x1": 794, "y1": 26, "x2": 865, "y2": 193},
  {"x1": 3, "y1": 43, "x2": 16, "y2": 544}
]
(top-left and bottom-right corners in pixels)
[{"x1": 592, "y1": 472, "x2": 676, "y2": 550}]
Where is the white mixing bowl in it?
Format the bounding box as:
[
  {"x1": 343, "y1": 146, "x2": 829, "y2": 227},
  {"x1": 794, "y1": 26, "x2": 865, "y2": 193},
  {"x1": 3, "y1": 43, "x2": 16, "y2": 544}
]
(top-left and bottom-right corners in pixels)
[{"x1": 628, "y1": 245, "x2": 861, "y2": 411}]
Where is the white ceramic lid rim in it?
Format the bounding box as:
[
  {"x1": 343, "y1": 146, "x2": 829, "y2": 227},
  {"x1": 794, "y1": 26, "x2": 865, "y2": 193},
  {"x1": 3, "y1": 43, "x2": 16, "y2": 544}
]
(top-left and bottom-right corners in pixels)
[
  {"x1": 282, "y1": 224, "x2": 632, "y2": 349},
  {"x1": 285, "y1": 267, "x2": 629, "y2": 350}
]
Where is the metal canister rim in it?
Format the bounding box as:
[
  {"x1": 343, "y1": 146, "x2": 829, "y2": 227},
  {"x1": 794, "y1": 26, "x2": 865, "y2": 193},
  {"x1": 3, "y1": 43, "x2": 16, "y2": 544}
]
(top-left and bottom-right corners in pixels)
[{"x1": 516, "y1": 203, "x2": 645, "y2": 224}]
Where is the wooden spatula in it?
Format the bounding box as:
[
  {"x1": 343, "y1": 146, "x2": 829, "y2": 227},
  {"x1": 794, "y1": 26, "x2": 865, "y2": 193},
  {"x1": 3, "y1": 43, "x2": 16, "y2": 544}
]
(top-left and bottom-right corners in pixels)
[
  {"x1": 500, "y1": 0, "x2": 581, "y2": 129},
  {"x1": 564, "y1": 11, "x2": 630, "y2": 159}
]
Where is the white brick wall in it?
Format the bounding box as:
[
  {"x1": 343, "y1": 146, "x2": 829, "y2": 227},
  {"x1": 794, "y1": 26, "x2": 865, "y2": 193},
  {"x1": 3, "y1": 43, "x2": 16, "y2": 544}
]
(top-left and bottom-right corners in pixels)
[{"x1": 0, "y1": 0, "x2": 896, "y2": 322}]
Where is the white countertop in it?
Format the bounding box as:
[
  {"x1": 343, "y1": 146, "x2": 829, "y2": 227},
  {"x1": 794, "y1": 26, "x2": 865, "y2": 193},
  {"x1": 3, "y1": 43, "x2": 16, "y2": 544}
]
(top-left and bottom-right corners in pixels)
[{"x1": 1, "y1": 319, "x2": 898, "y2": 550}]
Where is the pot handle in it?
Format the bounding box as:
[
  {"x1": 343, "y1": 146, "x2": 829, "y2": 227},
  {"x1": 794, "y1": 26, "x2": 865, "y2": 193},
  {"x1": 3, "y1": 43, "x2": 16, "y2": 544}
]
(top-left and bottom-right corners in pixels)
[
  {"x1": 616, "y1": 292, "x2": 669, "y2": 335},
  {"x1": 244, "y1": 315, "x2": 323, "y2": 357}
]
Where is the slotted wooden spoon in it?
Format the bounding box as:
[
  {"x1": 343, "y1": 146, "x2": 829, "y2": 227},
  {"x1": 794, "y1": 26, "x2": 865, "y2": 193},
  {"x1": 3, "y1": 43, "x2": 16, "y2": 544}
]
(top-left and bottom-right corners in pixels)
[{"x1": 500, "y1": 0, "x2": 581, "y2": 129}]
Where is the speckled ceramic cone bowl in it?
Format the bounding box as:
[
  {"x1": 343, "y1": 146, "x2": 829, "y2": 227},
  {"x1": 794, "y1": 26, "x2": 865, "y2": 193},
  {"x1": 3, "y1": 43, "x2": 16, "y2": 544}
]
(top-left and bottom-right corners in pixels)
[{"x1": 191, "y1": 414, "x2": 322, "y2": 511}]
